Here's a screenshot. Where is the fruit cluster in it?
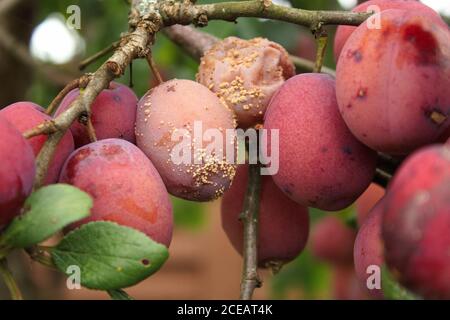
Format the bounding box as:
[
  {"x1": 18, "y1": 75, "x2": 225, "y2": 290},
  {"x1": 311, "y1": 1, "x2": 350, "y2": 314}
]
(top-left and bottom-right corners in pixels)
[{"x1": 0, "y1": 0, "x2": 449, "y2": 299}]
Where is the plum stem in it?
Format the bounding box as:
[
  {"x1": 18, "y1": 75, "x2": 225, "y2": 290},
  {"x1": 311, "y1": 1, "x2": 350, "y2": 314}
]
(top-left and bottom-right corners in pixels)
[
  {"x1": 0, "y1": 258, "x2": 23, "y2": 300},
  {"x1": 79, "y1": 41, "x2": 121, "y2": 71},
  {"x1": 313, "y1": 27, "x2": 328, "y2": 73},
  {"x1": 239, "y1": 163, "x2": 262, "y2": 300},
  {"x1": 146, "y1": 52, "x2": 164, "y2": 85}
]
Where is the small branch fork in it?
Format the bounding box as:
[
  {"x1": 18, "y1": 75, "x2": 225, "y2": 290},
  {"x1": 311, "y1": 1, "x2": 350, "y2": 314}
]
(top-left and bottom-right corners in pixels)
[{"x1": 19, "y1": 0, "x2": 373, "y2": 298}]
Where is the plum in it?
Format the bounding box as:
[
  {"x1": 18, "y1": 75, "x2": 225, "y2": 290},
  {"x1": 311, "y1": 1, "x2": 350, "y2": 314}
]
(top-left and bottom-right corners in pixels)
[
  {"x1": 136, "y1": 79, "x2": 237, "y2": 202},
  {"x1": 59, "y1": 139, "x2": 173, "y2": 247},
  {"x1": 1, "y1": 101, "x2": 74, "y2": 184},
  {"x1": 310, "y1": 216, "x2": 356, "y2": 266},
  {"x1": 264, "y1": 73, "x2": 377, "y2": 211},
  {"x1": 336, "y1": 9, "x2": 450, "y2": 154},
  {"x1": 334, "y1": 0, "x2": 446, "y2": 61},
  {"x1": 383, "y1": 144, "x2": 450, "y2": 299},
  {"x1": 56, "y1": 82, "x2": 137, "y2": 148},
  {"x1": 221, "y1": 165, "x2": 309, "y2": 267},
  {"x1": 197, "y1": 37, "x2": 295, "y2": 128},
  {"x1": 0, "y1": 116, "x2": 35, "y2": 227},
  {"x1": 354, "y1": 199, "x2": 385, "y2": 299}
]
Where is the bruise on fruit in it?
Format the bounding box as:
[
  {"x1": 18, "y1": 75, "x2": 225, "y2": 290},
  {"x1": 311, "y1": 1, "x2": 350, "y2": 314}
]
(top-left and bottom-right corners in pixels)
[
  {"x1": 346, "y1": 49, "x2": 363, "y2": 63},
  {"x1": 402, "y1": 24, "x2": 438, "y2": 65},
  {"x1": 100, "y1": 144, "x2": 124, "y2": 158},
  {"x1": 64, "y1": 147, "x2": 92, "y2": 180},
  {"x1": 118, "y1": 198, "x2": 157, "y2": 224},
  {"x1": 342, "y1": 146, "x2": 353, "y2": 155}
]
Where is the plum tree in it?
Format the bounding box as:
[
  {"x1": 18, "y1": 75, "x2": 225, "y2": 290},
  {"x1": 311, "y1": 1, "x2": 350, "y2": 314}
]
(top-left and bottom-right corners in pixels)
[
  {"x1": 56, "y1": 82, "x2": 138, "y2": 148},
  {"x1": 221, "y1": 165, "x2": 309, "y2": 267},
  {"x1": 0, "y1": 102, "x2": 74, "y2": 184},
  {"x1": 355, "y1": 183, "x2": 385, "y2": 226},
  {"x1": 59, "y1": 139, "x2": 173, "y2": 247},
  {"x1": 354, "y1": 199, "x2": 384, "y2": 299},
  {"x1": 136, "y1": 79, "x2": 237, "y2": 202},
  {"x1": 0, "y1": 116, "x2": 36, "y2": 227},
  {"x1": 310, "y1": 216, "x2": 356, "y2": 266},
  {"x1": 264, "y1": 73, "x2": 377, "y2": 211},
  {"x1": 197, "y1": 37, "x2": 295, "y2": 129},
  {"x1": 334, "y1": 0, "x2": 446, "y2": 61},
  {"x1": 336, "y1": 9, "x2": 450, "y2": 154},
  {"x1": 383, "y1": 144, "x2": 450, "y2": 299}
]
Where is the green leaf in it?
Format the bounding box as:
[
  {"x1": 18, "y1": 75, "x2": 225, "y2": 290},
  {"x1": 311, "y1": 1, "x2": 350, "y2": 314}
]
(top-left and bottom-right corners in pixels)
[
  {"x1": 0, "y1": 184, "x2": 92, "y2": 249},
  {"x1": 382, "y1": 265, "x2": 421, "y2": 300},
  {"x1": 51, "y1": 221, "x2": 169, "y2": 290},
  {"x1": 107, "y1": 289, "x2": 134, "y2": 300}
]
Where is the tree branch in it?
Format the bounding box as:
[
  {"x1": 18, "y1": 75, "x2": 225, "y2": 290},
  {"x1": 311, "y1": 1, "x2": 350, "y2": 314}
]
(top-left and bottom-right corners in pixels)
[
  {"x1": 164, "y1": 25, "x2": 336, "y2": 76},
  {"x1": 239, "y1": 164, "x2": 262, "y2": 300},
  {"x1": 159, "y1": 0, "x2": 372, "y2": 28}
]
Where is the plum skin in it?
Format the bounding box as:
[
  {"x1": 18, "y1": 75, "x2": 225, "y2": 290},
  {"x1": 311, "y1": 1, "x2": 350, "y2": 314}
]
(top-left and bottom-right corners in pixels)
[
  {"x1": 336, "y1": 9, "x2": 450, "y2": 154},
  {"x1": 382, "y1": 144, "x2": 450, "y2": 299},
  {"x1": 310, "y1": 216, "x2": 356, "y2": 266},
  {"x1": 59, "y1": 139, "x2": 173, "y2": 247},
  {"x1": 221, "y1": 165, "x2": 309, "y2": 267},
  {"x1": 197, "y1": 37, "x2": 295, "y2": 129},
  {"x1": 334, "y1": 0, "x2": 446, "y2": 61},
  {"x1": 0, "y1": 116, "x2": 36, "y2": 227},
  {"x1": 56, "y1": 82, "x2": 138, "y2": 148},
  {"x1": 136, "y1": 79, "x2": 237, "y2": 202},
  {"x1": 264, "y1": 73, "x2": 377, "y2": 211},
  {"x1": 354, "y1": 199, "x2": 384, "y2": 299},
  {"x1": 0, "y1": 101, "x2": 74, "y2": 184}
]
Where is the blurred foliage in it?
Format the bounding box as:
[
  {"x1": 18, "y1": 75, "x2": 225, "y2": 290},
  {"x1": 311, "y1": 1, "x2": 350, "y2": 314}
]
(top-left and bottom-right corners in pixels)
[{"x1": 23, "y1": 0, "x2": 367, "y2": 298}]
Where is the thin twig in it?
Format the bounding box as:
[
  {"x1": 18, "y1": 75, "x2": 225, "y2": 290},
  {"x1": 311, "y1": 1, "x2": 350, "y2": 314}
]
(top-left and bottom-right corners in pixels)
[
  {"x1": 79, "y1": 41, "x2": 121, "y2": 71},
  {"x1": 45, "y1": 75, "x2": 91, "y2": 116},
  {"x1": 373, "y1": 168, "x2": 391, "y2": 189},
  {"x1": 290, "y1": 55, "x2": 335, "y2": 76},
  {"x1": 0, "y1": 259, "x2": 23, "y2": 300},
  {"x1": 239, "y1": 164, "x2": 262, "y2": 300},
  {"x1": 86, "y1": 118, "x2": 97, "y2": 142},
  {"x1": 25, "y1": 247, "x2": 57, "y2": 270},
  {"x1": 146, "y1": 52, "x2": 164, "y2": 85}
]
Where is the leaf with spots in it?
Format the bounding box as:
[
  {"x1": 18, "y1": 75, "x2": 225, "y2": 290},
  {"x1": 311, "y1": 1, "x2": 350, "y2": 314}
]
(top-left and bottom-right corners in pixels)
[
  {"x1": 51, "y1": 221, "x2": 169, "y2": 290},
  {"x1": 0, "y1": 184, "x2": 92, "y2": 249}
]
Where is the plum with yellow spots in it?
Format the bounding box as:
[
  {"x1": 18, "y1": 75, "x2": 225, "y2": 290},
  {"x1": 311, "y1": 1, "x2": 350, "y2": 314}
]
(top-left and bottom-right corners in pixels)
[
  {"x1": 135, "y1": 79, "x2": 237, "y2": 202},
  {"x1": 59, "y1": 139, "x2": 173, "y2": 247},
  {"x1": 197, "y1": 37, "x2": 295, "y2": 129}
]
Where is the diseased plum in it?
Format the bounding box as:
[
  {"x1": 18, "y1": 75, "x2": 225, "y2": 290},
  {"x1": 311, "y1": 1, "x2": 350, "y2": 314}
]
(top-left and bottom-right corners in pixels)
[
  {"x1": 0, "y1": 116, "x2": 35, "y2": 227},
  {"x1": 135, "y1": 79, "x2": 237, "y2": 202},
  {"x1": 334, "y1": 0, "x2": 446, "y2": 61},
  {"x1": 197, "y1": 37, "x2": 295, "y2": 128},
  {"x1": 59, "y1": 139, "x2": 173, "y2": 247},
  {"x1": 264, "y1": 73, "x2": 377, "y2": 211},
  {"x1": 1, "y1": 101, "x2": 74, "y2": 184},
  {"x1": 56, "y1": 82, "x2": 138, "y2": 148},
  {"x1": 383, "y1": 144, "x2": 450, "y2": 299},
  {"x1": 336, "y1": 9, "x2": 450, "y2": 154},
  {"x1": 221, "y1": 165, "x2": 309, "y2": 267}
]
